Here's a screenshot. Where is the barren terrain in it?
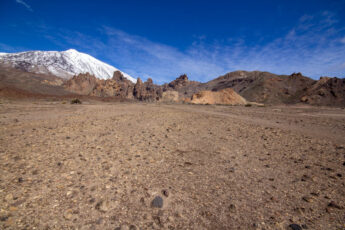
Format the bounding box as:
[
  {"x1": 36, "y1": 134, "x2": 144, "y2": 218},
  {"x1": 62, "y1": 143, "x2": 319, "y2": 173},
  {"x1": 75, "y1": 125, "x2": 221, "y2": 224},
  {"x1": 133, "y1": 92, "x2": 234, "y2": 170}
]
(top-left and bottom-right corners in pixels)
[{"x1": 0, "y1": 100, "x2": 344, "y2": 229}]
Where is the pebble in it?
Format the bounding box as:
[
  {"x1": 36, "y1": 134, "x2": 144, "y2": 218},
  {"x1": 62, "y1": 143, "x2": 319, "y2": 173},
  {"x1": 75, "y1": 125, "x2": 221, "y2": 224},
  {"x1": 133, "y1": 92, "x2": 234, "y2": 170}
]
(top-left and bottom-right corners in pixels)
[
  {"x1": 302, "y1": 196, "x2": 313, "y2": 203},
  {"x1": 5, "y1": 194, "x2": 13, "y2": 201},
  {"x1": 289, "y1": 224, "x2": 302, "y2": 230},
  {"x1": 95, "y1": 200, "x2": 109, "y2": 212},
  {"x1": 161, "y1": 189, "x2": 169, "y2": 197},
  {"x1": 328, "y1": 201, "x2": 342, "y2": 209},
  {"x1": 151, "y1": 196, "x2": 163, "y2": 208},
  {"x1": 63, "y1": 210, "x2": 73, "y2": 220}
]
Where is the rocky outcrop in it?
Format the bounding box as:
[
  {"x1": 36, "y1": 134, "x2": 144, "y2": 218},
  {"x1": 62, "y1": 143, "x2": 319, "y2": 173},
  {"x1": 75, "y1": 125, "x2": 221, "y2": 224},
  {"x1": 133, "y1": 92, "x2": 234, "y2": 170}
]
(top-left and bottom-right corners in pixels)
[
  {"x1": 190, "y1": 88, "x2": 247, "y2": 105},
  {"x1": 168, "y1": 74, "x2": 189, "y2": 89},
  {"x1": 64, "y1": 72, "x2": 164, "y2": 101},
  {"x1": 63, "y1": 73, "x2": 98, "y2": 95},
  {"x1": 300, "y1": 77, "x2": 345, "y2": 106},
  {"x1": 64, "y1": 72, "x2": 134, "y2": 98},
  {"x1": 133, "y1": 78, "x2": 162, "y2": 101},
  {"x1": 161, "y1": 91, "x2": 179, "y2": 102}
]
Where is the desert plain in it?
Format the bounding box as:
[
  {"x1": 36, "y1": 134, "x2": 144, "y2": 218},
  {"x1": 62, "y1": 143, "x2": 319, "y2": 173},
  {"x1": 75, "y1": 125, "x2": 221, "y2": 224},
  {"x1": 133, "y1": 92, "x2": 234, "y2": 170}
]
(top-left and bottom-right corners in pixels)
[{"x1": 0, "y1": 99, "x2": 344, "y2": 229}]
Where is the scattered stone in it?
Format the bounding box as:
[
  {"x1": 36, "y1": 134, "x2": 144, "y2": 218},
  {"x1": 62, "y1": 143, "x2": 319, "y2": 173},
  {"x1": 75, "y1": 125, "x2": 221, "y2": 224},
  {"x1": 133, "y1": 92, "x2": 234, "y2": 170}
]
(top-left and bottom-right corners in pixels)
[
  {"x1": 161, "y1": 189, "x2": 169, "y2": 197},
  {"x1": 336, "y1": 173, "x2": 342, "y2": 177},
  {"x1": 0, "y1": 215, "x2": 9, "y2": 222},
  {"x1": 301, "y1": 224, "x2": 308, "y2": 229},
  {"x1": 66, "y1": 136, "x2": 71, "y2": 139},
  {"x1": 228, "y1": 167, "x2": 235, "y2": 173},
  {"x1": 5, "y1": 194, "x2": 13, "y2": 201},
  {"x1": 328, "y1": 201, "x2": 343, "y2": 209},
  {"x1": 63, "y1": 210, "x2": 74, "y2": 220},
  {"x1": 228, "y1": 204, "x2": 236, "y2": 212},
  {"x1": 289, "y1": 224, "x2": 302, "y2": 230},
  {"x1": 151, "y1": 196, "x2": 163, "y2": 208},
  {"x1": 95, "y1": 200, "x2": 109, "y2": 212},
  {"x1": 302, "y1": 196, "x2": 313, "y2": 203},
  {"x1": 17, "y1": 177, "x2": 23, "y2": 183}
]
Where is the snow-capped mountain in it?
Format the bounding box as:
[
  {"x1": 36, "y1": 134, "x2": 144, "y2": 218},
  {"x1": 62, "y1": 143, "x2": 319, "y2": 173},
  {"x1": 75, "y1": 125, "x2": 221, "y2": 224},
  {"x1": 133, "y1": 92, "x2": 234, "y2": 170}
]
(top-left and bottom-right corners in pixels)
[{"x1": 0, "y1": 49, "x2": 136, "y2": 82}]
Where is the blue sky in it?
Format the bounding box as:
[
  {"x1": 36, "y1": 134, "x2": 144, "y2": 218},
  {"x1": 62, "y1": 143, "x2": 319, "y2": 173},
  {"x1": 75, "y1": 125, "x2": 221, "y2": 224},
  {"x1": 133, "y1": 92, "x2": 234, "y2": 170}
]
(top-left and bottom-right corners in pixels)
[{"x1": 1, "y1": 0, "x2": 345, "y2": 83}]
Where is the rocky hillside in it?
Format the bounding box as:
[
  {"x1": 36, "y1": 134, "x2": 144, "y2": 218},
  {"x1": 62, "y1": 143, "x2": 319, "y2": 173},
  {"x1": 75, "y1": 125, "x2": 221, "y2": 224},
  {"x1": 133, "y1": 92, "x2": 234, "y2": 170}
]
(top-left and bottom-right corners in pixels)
[
  {"x1": 0, "y1": 62, "x2": 344, "y2": 106},
  {"x1": 202, "y1": 71, "x2": 315, "y2": 104},
  {"x1": 162, "y1": 71, "x2": 344, "y2": 106},
  {"x1": 301, "y1": 77, "x2": 345, "y2": 106}
]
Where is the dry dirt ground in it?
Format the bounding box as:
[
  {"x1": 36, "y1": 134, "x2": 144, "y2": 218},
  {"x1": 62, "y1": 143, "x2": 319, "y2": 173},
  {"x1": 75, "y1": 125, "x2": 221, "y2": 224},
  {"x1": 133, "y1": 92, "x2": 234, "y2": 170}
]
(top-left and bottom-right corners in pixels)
[{"x1": 0, "y1": 99, "x2": 344, "y2": 230}]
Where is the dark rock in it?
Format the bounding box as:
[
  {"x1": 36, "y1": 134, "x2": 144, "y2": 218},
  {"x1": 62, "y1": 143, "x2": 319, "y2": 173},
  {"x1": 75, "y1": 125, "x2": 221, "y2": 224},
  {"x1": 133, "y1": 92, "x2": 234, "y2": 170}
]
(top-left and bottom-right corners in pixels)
[
  {"x1": 0, "y1": 215, "x2": 9, "y2": 222},
  {"x1": 328, "y1": 201, "x2": 343, "y2": 209},
  {"x1": 162, "y1": 189, "x2": 169, "y2": 197},
  {"x1": 151, "y1": 196, "x2": 163, "y2": 208},
  {"x1": 289, "y1": 224, "x2": 302, "y2": 230},
  {"x1": 17, "y1": 177, "x2": 23, "y2": 183},
  {"x1": 129, "y1": 225, "x2": 137, "y2": 230}
]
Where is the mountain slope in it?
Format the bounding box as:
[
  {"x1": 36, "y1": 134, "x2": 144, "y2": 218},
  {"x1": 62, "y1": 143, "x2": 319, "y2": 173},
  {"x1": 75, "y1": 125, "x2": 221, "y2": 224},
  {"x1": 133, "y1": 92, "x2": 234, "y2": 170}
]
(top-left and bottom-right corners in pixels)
[
  {"x1": 202, "y1": 71, "x2": 316, "y2": 104},
  {"x1": 0, "y1": 49, "x2": 136, "y2": 82}
]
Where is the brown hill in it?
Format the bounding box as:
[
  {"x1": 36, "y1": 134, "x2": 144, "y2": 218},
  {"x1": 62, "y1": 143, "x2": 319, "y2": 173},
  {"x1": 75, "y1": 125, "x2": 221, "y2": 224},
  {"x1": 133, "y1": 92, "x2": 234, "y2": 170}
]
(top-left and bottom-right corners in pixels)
[
  {"x1": 190, "y1": 88, "x2": 247, "y2": 105},
  {"x1": 0, "y1": 64, "x2": 71, "y2": 97},
  {"x1": 201, "y1": 71, "x2": 316, "y2": 104}
]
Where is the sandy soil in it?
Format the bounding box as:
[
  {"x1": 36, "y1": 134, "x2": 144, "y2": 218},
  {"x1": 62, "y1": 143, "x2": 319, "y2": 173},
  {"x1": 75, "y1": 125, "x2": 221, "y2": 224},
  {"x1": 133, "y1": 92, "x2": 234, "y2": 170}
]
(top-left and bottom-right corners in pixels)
[{"x1": 0, "y1": 100, "x2": 344, "y2": 230}]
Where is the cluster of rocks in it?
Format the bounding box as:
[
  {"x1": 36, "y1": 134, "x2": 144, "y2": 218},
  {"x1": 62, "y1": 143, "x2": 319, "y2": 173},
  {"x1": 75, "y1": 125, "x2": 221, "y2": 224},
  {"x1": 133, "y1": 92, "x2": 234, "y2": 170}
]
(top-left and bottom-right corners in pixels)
[{"x1": 64, "y1": 71, "x2": 163, "y2": 101}]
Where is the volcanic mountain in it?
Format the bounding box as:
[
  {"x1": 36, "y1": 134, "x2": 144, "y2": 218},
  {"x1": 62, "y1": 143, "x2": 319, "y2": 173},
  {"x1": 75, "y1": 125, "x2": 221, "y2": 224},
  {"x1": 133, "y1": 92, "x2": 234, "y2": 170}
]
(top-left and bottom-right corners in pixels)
[{"x1": 0, "y1": 49, "x2": 135, "y2": 82}]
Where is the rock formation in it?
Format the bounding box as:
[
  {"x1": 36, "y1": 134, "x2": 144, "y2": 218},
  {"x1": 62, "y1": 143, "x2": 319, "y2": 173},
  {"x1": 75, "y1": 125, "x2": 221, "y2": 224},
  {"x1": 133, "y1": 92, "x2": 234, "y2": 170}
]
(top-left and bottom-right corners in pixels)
[
  {"x1": 190, "y1": 88, "x2": 247, "y2": 105},
  {"x1": 133, "y1": 78, "x2": 162, "y2": 101},
  {"x1": 300, "y1": 77, "x2": 345, "y2": 106}
]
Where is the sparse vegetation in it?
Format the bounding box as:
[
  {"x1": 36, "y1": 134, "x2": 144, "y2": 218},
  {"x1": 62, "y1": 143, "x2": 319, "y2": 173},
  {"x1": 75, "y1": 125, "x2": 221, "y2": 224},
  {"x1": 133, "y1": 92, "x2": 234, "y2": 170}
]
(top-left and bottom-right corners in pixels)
[{"x1": 70, "y1": 98, "x2": 82, "y2": 104}]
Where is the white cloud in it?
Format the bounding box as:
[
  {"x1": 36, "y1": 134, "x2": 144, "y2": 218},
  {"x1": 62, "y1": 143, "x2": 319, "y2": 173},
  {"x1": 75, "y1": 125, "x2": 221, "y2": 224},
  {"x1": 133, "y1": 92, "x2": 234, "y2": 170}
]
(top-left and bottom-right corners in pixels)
[
  {"x1": 12, "y1": 11, "x2": 345, "y2": 83},
  {"x1": 15, "y1": 0, "x2": 33, "y2": 12}
]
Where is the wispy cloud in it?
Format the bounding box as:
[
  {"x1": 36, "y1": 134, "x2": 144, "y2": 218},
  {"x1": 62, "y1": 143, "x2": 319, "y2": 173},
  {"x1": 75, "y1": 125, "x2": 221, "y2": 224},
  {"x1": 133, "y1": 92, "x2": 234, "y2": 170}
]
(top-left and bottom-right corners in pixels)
[
  {"x1": 6, "y1": 11, "x2": 345, "y2": 83},
  {"x1": 15, "y1": 0, "x2": 33, "y2": 12}
]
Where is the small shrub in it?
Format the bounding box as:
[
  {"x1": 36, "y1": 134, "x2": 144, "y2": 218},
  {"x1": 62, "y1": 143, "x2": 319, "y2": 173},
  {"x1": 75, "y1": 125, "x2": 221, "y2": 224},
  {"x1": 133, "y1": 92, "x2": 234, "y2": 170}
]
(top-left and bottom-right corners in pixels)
[
  {"x1": 62, "y1": 101, "x2": 66, "y2": 104},
  {"x1": 245, "y1": 103, "x2": 252, "y2": 107},
  {"x1": 70, "y1": 98, "x2": 82, "y2": 104}
]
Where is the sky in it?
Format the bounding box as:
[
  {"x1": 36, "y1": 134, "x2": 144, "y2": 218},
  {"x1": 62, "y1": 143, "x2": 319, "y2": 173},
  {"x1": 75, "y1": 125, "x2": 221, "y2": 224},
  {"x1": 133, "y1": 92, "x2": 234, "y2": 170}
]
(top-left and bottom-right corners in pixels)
[{"x1": 0, "y1": 0, "x2": 345, "y2": 83}]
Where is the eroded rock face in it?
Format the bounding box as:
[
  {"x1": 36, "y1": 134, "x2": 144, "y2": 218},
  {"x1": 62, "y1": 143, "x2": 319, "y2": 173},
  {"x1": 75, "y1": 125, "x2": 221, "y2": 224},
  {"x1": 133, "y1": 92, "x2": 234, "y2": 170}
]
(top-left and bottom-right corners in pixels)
[
  {"x1": 64, "y1": 73, "x2": 163, "y2": 101},
  {"x1": 300, "y1": 77, "x2": 345, "y2": 106},
  {"x1": 161, "y1": 91, "x2": 179, "y2": 102},
  {"x1": 63, "y1": 73, "x2": 98, "y2": 95},
  {"x1": 168, "y1": 74, "x2": 189, "y2": 89},
  {"x1": 133, "y1": 78, "x2": 162, "y2": 101},
  {"x1": 64, "y1": 72, "x2": 135, "y2": 98},
  {"x1": 190, "y1": 88, "x2": 247, "y2": 105}
]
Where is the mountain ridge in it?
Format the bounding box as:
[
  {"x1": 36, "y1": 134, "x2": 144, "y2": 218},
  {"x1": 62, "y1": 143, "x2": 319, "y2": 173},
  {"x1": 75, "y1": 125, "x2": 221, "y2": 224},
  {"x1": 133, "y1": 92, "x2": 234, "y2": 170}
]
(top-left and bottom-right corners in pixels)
[{"x1": 0, "y1": 49, "x2": 136, "y2": 83}]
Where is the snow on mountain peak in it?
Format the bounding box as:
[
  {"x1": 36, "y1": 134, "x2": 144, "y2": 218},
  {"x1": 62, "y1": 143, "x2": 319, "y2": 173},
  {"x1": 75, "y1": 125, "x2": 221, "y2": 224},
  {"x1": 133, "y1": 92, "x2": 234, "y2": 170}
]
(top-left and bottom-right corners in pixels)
[{"x1": 0, "y1": 49, "x2": 136, "y2": 82}]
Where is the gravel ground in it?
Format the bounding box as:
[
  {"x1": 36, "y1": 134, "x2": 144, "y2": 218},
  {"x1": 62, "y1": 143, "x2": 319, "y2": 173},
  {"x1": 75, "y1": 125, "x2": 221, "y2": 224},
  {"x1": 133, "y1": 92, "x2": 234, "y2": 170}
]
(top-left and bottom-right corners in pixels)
[{"x1": 0, "y1": 100, "x2": 344, "y2": 229}]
